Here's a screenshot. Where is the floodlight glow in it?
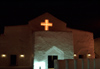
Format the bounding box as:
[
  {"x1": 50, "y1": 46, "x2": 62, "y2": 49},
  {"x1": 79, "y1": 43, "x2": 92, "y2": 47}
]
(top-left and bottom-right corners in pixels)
[
  {"x1": 74, "y1": 54, "x2": 77, "y2": 57},
  {"x1": 20, "y1": 54, "x2": 25, "y2": 58},
  {"x1": 41, "y1": 19, "x2": 53, "y2": 31},
  {"x1": 1, "y1": 54, "x2": 6, "y2": 58},
  {"x1": 34, "y1": 61, "x2": 45, "y2": 69}
]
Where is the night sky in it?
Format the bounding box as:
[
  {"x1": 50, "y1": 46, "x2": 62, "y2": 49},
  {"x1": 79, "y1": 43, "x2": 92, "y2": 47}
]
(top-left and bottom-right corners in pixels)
[{"x1": 0, "y1": 1, "x2": 100, "y2": 39}]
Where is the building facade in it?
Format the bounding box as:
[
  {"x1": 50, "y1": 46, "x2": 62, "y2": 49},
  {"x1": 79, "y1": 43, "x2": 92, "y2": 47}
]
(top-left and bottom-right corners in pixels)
[{"x1": 0, "y1": 13, "x2": 95, "y2": 69}]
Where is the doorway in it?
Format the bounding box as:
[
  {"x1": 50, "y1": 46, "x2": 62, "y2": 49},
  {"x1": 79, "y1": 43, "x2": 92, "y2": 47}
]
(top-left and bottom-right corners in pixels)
[
  {"x1": 10, "y1": 55, "x2": 17, "y2": 66},
  {"x1": 48, "y1": 55, "x2": 58, "y2": 68}
]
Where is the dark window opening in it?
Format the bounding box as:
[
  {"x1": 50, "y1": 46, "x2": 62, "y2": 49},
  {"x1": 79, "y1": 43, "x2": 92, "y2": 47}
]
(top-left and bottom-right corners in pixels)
[
  {"x1": 10, "y1": 55, "x2": 17, "y2": 66},
  {"x1": 79, "y1": 55, "x2": 84, "y2": 59},
  {"x1": 0, "y1": 25, "x2": 4, "y2": 35},
  {"x1": 48, "y1": 55, "x2": 58, "y2": 68}
]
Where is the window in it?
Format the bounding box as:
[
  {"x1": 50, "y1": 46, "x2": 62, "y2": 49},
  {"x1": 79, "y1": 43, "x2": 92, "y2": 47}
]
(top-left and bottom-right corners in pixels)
[
  {"x1": 79, "y1": 55, "x2": 84, "y2": 59},
  {"x1": 0, "y1": 25, "x2": 4, "y2": 34}
]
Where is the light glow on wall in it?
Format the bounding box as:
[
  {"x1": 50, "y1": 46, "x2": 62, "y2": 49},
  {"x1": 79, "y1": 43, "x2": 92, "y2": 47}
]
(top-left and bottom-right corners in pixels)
[
  {"x1": 87, "y1": 54, "x2": 91, "y2": 57},
  {"x1": 1, "y1": 54, "x2": 6, "y2": 58},
  {"x1": 74, "y1": 54, "x2": 77, "y2": 57},
  {"x1": 34, "y1": 61, "x2": 45, "y2": 69},
  {"x1": 20, "y1": 54, "x2": 25, "y2": 58}
]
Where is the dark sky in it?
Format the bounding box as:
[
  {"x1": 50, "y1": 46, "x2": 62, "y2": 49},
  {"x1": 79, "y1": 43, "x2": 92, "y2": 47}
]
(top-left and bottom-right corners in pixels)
[{"x1": 0, "y1": 1, "x2": 100, "y2": 39}]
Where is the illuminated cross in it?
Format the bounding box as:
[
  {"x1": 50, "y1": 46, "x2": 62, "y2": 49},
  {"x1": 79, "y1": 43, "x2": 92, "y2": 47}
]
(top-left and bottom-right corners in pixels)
[{"x1": 41, "y1": 19, "x2": 53, "y2": 31}]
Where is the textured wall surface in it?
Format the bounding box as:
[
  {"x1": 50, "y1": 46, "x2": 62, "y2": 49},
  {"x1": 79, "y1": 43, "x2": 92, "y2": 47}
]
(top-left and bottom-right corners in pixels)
[
  {"x1": 94, "y1": 38, "x2": 100, "y2": 58},
  {"x1": 67, "y1": 28, "x2": 95, "y2": 58},
  {"x1": 0, "y1": 25, "x2": 33, "y2": 66},
  {"x1": 34, "y1": 31, "x2": 74, "y2": 69}
]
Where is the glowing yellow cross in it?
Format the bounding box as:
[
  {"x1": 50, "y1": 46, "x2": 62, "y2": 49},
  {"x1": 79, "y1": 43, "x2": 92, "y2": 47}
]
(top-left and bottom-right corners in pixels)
[{"x1": 41, "y1": 19, "x2": 53, "y2": 31}]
